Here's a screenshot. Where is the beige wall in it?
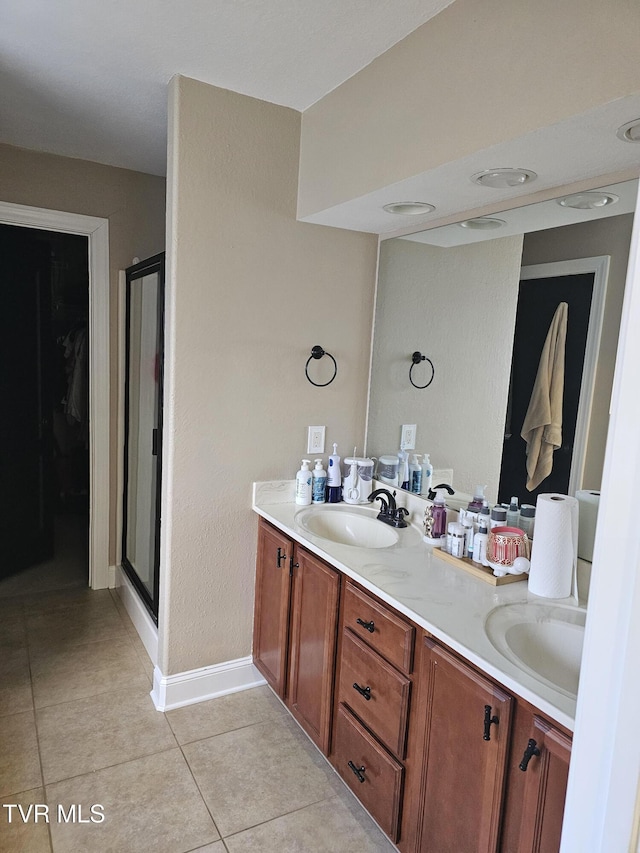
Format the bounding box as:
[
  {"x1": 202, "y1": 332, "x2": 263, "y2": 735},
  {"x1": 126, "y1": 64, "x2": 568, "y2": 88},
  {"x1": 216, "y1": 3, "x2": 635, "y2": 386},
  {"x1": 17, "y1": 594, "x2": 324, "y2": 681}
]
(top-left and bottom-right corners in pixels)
[
  {"x1": 160, "y1": 76, "x2": 377, "y2": 675},
  {"x1": 0, "y1": 143, "x2": 166, "y2": 564},
  {"x1": 521, "y1": 213, "x2": 634, "y2": 489},
  {"x1": 298, "y1": 0, "x2": 640, "y2": 218}
]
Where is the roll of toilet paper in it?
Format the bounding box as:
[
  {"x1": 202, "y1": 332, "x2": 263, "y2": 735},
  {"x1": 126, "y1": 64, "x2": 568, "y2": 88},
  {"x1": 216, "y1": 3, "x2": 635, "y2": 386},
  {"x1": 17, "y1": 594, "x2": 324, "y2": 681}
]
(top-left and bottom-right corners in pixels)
[
  {"x1": 576, "y1": 489, "x2": 600, "y2": 562},
  {"x1": 528, "y1": 494, "x2": 578, "y2": 599}
]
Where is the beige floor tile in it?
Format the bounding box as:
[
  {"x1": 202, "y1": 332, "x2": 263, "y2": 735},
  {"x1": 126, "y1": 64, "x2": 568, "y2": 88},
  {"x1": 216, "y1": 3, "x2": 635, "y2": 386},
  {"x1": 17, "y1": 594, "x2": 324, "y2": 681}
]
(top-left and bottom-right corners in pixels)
[
  {"x1": 26, "y1": 602, "x2": 127, "y2": 651},
  {"x1": 0, "y1": 647, "x2": 33, "y2": 717},
  {"x1": 0, "y1": 787, "x2": 52, "y2": 853},
  {"x1": 182, "y1": 719, "x2": 335, "y2": 837},
  {"x1": 22, "y1": 587, "x2": 111, "y2": 617},
  {"x1": 0, "y1": 711, "x2": 43, "y2": 798},
  {"x1": 47, "y1": 748, "x2": 219, "y2": 853},
  {"x1": 189, "y1": 844, "x2": 226, "y2": 852},
  {"x1": 0, "y1": 615, "x2": 28, "y2": 650},
  {"x1": 224, "y1": 796, "x2": 396, "y2": 852},
  {"x1": 31, "y1": 636, "x2": 150, "y2": 708},
  {"x1": 0, "y1": 595, "x2": 23, "y2": 617},
  {"x1": 167, "y1": 685, "x2": 287, "y2": 744},
  {"x1": 37, "y1": 687, "x2": 177, "y2": 784}
]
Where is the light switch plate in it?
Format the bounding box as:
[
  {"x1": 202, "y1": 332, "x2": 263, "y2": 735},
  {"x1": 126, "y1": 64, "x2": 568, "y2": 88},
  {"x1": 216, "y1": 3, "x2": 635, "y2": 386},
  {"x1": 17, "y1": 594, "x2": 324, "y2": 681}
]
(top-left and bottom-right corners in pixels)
[
  {"x1": 401, "y1": 424, "x2": 417, "y2": 450},
  {"x1": 307, "y1": 426, "x2": 326, "y2": 455}
]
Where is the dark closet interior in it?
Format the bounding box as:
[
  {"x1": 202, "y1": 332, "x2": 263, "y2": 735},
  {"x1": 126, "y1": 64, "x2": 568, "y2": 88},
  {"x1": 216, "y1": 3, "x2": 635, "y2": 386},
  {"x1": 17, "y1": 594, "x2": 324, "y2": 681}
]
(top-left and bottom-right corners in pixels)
[{"x1": 0, "y1": 223, "x2": 90, "y2": 582}]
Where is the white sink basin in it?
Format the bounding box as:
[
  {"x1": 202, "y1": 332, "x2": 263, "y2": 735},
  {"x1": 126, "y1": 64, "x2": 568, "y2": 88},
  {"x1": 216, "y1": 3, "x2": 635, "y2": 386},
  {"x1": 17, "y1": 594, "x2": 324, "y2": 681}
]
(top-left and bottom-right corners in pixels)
[
  {"x1": 295, "y1": 505, "x2": 416, "y2": 549},
  {"x1": 484, "y1": 602, "x2": 586, "y2": 698}
]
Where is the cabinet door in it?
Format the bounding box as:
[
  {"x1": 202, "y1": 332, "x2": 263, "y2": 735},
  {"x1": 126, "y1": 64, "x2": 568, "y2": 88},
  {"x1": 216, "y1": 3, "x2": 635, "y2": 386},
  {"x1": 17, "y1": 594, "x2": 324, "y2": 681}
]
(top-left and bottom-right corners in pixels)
[
  {"x1": 516, "y1": 716, "x2": 572, "y2": 853},
  {"x1": 417, "y1": 640, "x2": 513, "y2": 853},
  {"x1": 287, "y1": 546, "x2": 340, "y2": 754},
  {"x1": 253, "y1": 520, "x2": 292, "y2": 698}
]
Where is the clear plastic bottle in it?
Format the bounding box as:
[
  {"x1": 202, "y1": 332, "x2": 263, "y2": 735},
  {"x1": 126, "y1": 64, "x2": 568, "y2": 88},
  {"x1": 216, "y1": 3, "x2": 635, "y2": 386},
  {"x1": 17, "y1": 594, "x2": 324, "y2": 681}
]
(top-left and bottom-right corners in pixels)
[
  {"x1": 506, "y1": 496, "x2": 520, "y2": 527},
  {"x1": 519, "y1": 504, "x2": 536, "y2": 538}
]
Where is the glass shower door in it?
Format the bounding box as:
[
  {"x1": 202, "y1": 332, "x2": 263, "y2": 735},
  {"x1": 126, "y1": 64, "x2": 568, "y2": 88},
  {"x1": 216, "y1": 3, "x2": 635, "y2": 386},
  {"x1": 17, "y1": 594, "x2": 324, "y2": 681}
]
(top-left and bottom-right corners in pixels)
[{"x1": 122, "y1": 253, "x2": 164, "y2": 621}]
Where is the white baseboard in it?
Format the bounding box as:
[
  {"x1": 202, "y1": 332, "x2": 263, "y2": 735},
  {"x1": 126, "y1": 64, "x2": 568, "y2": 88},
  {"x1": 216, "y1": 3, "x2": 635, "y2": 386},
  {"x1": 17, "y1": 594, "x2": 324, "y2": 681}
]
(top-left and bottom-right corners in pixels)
[
  {"x1": 114, "y1": 566, "x2": 158, "y2": 666},
  {"x1": 151, "y1": 657, "x2": 266, "y2": 711}
]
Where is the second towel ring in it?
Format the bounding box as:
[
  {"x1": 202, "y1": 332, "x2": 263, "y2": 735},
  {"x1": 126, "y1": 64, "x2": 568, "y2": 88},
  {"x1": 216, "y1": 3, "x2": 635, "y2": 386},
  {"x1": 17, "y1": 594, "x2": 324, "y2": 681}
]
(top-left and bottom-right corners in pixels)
[
  {"x1": 410, "y1": 351, "x2": 435, "y2": 389},
  {"x1": 305, "y1": 345, "x2": 337, "y2": 387}
]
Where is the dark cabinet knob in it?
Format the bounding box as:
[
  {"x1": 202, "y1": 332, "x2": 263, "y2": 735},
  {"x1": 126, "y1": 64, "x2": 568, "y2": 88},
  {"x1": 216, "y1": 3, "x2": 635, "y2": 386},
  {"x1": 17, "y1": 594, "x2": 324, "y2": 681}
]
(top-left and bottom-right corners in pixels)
[
  {"x1": 276, "y1": 547, "x2": 286, "y2": 568},
  {"x1": 483, "y1": 704, "x2": 499, "y2": 741},
  {"x1": 356, "y1": 618, "x2": 375, "y2": 633},
  {"x1": 353, "y1": 682, "x2": 372, "y2": 701},
  {"x1": 519, "y1": 738, "x2": 541, "y2": 771}
]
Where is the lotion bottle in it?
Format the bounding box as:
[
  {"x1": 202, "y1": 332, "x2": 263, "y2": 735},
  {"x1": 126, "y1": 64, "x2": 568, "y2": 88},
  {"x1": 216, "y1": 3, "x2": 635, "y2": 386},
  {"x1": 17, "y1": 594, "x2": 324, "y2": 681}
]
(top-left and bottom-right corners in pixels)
[
  {"x1": 312, "y1": 459, "x2": 327, "y2": 504},
  {"x1": 431, "y1": 488, "x2": 448, "y2": 539},
  {"x1": 472, "y1": 519, "x2": 489, "y2": 566},
  {"x1": 327, "y1": 443, "x2": 342, "y2": 503},
  {"x1": 398, "y1": 446, "x2": 410, "y2": 490},
  {"x1": 295, "y1": 459, "x2": 312, "y2": 506},
  {"x1": 409, "y1": 454, "x2": 422, "y2": 494},
  {"x1": 420, "y1": 454, "x2": 433, "y2": 495}
]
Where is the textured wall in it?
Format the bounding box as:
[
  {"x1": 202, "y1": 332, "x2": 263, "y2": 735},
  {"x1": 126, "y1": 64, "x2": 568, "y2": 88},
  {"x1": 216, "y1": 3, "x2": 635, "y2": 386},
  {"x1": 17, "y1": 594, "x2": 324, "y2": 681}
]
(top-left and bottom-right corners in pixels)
[{"x1": 160, "y1": 76, "x2": 377, "y2": 674}]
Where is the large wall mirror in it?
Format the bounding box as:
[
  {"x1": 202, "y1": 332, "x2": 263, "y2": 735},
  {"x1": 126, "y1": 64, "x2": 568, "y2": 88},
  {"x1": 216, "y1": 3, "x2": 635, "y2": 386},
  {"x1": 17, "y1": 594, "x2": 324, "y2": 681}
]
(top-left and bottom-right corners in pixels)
[{"x1": 366, "y1": 180, "x2": 637, "y2": 506}]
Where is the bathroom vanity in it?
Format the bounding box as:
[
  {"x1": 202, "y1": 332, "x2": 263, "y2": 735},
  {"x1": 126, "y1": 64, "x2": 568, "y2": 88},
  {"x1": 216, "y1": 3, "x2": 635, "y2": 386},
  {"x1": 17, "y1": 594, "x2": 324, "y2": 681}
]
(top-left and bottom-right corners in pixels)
[{"x1": 252, "y1": 483, "x2": 579, "y2": 852}]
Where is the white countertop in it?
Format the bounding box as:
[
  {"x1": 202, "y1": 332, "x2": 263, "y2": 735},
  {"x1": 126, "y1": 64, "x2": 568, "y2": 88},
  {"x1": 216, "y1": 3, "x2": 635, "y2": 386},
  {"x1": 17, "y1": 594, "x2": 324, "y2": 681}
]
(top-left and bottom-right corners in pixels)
[{"x1": 253, "y1": 481, "x2": 581, "y2": 731}]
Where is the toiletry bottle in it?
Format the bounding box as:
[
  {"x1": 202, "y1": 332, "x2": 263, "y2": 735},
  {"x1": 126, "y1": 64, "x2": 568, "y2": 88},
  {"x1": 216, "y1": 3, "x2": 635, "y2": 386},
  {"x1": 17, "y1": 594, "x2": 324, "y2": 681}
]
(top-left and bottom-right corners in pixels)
[
  {"x1": 467, "y1": 485, "x2": 486, "y2": 511},
  {"x1": 327, "y1": 444, "x2": 342, "y2": 503},
  {"x1": 472, "y1": 519, "x2": 489, "y2": 566},
  {"x1": 295, "y1": 459, "x2": 312, "y2": 506},
  {"x1": 409, "y1": 454, "x2": 422, "y2": 494},
  {"x1": 519, "y1": 504, "x2": 536, "y2": 538},
  {"x1": 431, "y1": 489, "x2": 448, "y2": 539},
  {"x1": 312, "y1": 459, "x2": 327, "y2": 504},
  {"x1": 461, "y1": 515, "x2": 475, "y2": 559},
  {"x1": 420, "y1": 454, "x2": 433, "y2": 495},
  {"x1": 450, "y1": 523, "x2": 466, "y2": 558},
  {"x1": 398, "y1": 447, "x2": 410, "y2": 490},
  {"x1": 446, "y1": 521, "x2": 456, "y2": 555},
  {"x1": 506, "y1": 496, "x2": 520, "y2": 527},
  {"x1": 479, "y1": 499, "x2": 491, "y2": 529},
  {"x1": 490, "y1": 505, "x2": 507, "y2": 529}
]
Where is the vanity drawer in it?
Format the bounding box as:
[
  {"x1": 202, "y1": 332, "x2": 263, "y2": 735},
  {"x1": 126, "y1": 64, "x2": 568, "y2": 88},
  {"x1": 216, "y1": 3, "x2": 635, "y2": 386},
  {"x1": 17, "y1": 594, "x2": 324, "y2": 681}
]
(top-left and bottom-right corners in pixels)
[
  {"x1": 338, "y1": 628, "x2": 411, "y2": 758},
  {"x1": 333, "y1": 703, "x2": 404, "y2": 843},
  {"x1": 344, "y1": 581, "x2": 415, "y2": 673}
]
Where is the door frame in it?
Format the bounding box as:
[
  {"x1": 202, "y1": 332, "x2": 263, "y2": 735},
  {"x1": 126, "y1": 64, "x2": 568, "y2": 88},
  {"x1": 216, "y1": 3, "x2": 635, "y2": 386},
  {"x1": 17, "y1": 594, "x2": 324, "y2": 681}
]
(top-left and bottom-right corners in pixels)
[
  {"x1": 0, "y1": 201, "x2": 110, "y2": 589},
  {"x1": 519, "y1": 255, "x2": 609, "y2": 495}
]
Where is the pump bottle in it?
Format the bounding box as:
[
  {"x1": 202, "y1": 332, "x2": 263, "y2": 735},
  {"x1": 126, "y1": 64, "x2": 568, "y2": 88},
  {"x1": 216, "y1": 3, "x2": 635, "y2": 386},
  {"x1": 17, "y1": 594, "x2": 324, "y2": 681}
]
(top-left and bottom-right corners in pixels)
[
  {"x1": 295, "y1": 460, "x2": 312, "y2": 506},
  {"x1": 431, "y1": 489, "x2": 448, "y2": 539},
  {"x1": 327, "y1": 444, "x2": 342, "y2": 503},
  {"x1": 420, "y1": 454, "x2": 433, "y2": 495},
  {"x1": 312, "y1": 459, "x2": 327, "y2": 504},
  {"x1": 409, "y1": 454, "x2": 422, "y2": 494}
]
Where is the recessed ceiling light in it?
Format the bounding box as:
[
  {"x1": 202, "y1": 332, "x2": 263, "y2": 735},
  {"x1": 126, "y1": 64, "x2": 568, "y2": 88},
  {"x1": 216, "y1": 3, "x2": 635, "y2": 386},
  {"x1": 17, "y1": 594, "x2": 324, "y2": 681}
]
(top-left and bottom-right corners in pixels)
[
  {"x1": 616, "y1": 119, "x2": 640, "y2": 143},
  {"x1": 382, "y1": 202, "x2": 436, "y2": 215},
  {"x1": 557, "y1": 192, "x2": 619, "y2": 210},
  {"x1": 471, "y1": 168, "x2": 537, "y2": 189},
  {"x1": 458, "y1": 217, "x2": 506, "y2": 230}
]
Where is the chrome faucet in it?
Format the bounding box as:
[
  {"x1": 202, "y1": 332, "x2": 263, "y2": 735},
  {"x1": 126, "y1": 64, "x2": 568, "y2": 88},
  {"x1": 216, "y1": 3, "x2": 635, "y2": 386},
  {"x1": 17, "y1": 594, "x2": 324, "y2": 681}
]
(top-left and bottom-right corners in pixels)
[{"x1": 368, "y1": 489, "x2": 409, "y2": 528}]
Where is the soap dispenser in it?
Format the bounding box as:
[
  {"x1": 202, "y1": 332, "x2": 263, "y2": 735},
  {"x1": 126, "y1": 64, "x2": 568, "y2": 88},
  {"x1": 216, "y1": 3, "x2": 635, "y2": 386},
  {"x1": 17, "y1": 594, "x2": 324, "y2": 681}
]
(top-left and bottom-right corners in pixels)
[
  {"x1": 327, "y1": 444, "x2": 342, "y2": 503},
  {"x1": 295, "y1": 460, "x2": 312, "y2": 506},
  {"x1": 312, "y1": 459, "x2": 327, "y2": 504},
  {"x1": 420, "y1": 453, "x2": 433, "y2": 495}
]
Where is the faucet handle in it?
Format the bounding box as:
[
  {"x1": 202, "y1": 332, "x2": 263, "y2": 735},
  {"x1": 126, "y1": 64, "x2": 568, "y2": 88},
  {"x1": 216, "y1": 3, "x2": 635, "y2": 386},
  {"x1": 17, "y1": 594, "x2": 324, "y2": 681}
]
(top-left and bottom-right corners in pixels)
[{"x1": 393, "y1": 507, "x2": 410, "y2": 528}]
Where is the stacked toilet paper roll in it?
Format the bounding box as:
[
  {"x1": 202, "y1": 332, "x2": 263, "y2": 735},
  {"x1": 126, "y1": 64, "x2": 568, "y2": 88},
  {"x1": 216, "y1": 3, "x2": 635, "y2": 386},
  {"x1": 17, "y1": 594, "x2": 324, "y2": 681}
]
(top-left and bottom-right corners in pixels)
[
  {"x1": 576, "y1": 489, "x2": 600, "y2": 562},
  {"x1": 528, "y1": 494, "x2": 578, "y2": 598}
]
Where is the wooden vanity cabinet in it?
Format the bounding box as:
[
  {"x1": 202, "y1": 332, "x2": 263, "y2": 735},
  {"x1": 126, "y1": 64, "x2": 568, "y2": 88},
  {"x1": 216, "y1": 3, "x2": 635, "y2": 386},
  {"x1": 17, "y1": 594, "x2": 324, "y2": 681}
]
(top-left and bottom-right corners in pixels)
[
  {"x1": 499, "y1": 705, "x2": 572, "y2": 853},
  {"x1": 253, "y1": 518, "x2": 340, "y2": 754}
]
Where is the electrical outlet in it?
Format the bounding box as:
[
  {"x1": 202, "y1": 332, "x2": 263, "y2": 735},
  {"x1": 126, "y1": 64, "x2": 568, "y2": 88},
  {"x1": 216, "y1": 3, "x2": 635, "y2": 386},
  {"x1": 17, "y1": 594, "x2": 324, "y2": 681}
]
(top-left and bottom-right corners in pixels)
[
  {"x1": 307, "y1": 426, "x2": 326, "y2": 455},
  {"x1": 401, "y1": 424, "x2": 417, "y2": 450}
]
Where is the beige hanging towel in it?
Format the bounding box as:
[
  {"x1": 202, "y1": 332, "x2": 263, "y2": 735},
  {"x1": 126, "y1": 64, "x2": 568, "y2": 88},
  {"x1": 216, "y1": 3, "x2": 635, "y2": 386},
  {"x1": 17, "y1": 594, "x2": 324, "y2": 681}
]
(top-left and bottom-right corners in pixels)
[{"x1": 520, "y1": 301, "x2": 568, "y2": 491}]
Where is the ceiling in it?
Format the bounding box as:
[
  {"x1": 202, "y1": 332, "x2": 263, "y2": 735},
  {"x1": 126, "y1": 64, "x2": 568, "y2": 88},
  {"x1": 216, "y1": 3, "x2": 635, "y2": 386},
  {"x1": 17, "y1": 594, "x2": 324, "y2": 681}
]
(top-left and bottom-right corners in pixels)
[{"x1": 0, "y1": 0, "x2": 453, "y2": 177}]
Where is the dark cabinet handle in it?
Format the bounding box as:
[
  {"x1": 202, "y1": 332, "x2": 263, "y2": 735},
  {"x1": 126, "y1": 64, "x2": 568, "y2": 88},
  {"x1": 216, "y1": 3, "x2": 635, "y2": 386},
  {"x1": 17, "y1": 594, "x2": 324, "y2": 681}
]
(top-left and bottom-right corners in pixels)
[
  {"x1": 276, "y1": 547, "x2": 286, "y2": 568},
  {"x1": 519, "y1": 738, "x2": 541, "y2": 771},
  {"x1": 353, "y1": 682, "x2": 372, "y2": 701},
  {"x1": 348, "y1": 761, "x2": 366, "y2": 783},
  {"x1": 356, "y1": 618, "x2": 375, "y2": 633},
  {"x1": 483, "y1": 704, "x2": 499, "y2": 740}
]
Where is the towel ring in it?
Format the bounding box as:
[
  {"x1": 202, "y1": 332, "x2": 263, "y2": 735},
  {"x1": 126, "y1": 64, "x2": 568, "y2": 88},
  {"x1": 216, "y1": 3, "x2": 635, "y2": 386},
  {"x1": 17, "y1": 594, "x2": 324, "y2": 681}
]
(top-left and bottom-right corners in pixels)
[
  {"x1": 305, "y1": 345, "x2": 337, "y2": 387},
  {"x1": 409, "y1": 351, "x2": 435, "y2": 389}
]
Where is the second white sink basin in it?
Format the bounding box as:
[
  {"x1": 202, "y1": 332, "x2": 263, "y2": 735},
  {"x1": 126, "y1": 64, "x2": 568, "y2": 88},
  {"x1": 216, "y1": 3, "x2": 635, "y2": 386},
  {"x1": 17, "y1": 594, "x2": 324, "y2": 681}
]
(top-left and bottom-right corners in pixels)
[
  {"x1": 295, "y1": 505, "x2": 416, "y2": 549},
  {"x1": 484, "y1": 602, "x2": 586, "y2": 698}
]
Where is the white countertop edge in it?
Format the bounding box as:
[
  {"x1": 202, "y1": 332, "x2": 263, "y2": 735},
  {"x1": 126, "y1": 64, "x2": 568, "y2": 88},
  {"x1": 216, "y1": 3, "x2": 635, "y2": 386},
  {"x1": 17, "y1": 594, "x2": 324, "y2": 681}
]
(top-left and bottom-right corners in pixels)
[{"x1": 252, "y1": 487, "x2": 578, "y2": 732}]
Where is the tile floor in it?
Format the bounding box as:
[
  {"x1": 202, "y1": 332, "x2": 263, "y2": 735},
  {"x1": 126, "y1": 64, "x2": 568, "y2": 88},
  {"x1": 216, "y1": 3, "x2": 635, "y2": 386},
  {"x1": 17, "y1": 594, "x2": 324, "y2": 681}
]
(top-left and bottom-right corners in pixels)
[{"x1": 0, "y1": 565, "x2": 396, "y2": 851}]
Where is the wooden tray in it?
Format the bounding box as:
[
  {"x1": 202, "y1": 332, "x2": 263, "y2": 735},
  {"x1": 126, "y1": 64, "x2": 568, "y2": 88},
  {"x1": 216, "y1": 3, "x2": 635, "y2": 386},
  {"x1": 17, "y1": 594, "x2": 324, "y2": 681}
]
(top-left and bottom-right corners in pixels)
[{"x1": 434, "y1": 549, "x2": 528, "y2": 586}]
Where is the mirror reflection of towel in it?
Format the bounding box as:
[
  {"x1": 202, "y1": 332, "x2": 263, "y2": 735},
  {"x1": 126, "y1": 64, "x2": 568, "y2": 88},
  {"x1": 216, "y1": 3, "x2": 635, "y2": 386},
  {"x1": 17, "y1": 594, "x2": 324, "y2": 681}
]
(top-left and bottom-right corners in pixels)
[{"x1": 520, "y1": 302, "x2": 568, "y2": 491}]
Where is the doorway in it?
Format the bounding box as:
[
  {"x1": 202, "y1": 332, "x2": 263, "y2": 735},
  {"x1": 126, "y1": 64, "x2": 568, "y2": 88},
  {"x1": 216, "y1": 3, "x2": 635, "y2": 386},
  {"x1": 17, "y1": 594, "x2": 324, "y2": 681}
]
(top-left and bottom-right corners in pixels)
[
  {"x1": 0, "y1": 201, "x2": 110, "y2": 589},
  {"x1": 0, "y1": 224, "x2": 90, "y2": 592}
]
